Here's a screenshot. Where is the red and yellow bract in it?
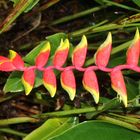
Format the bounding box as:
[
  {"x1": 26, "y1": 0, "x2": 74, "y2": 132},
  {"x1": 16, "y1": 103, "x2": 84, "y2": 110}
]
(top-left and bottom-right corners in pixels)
[
  {"x1": 126, "y1": 28, "x2": 140, "y2": 66},
  {"x1": 110, "y1": 70, "x2": 127, "y2": 107},
  {"x1": 9, "y1": 50, "x2": 24, "y2": 70},
  {"x1": 72, "y1": 35, "x2": 87, "y2": 67},
  {"x1": 82, "y1": 70, "x2": 99, "y2": 104},
  {"x1": 35, "y1": 41, "x2": 50, "y2": 68},
  {"x1": 43, "y1": 69, "x2": 56, "y2": 97},
  {"x1": 61, "y1": 70, "x2": 76, "y2": 100},
  {"x1": 53, "y1": 39, "x2": 69, "y2": 67},
  {"x1": 22, "y1": 69, "x2": 35, "y2": 95},
  {"x1": 0, "y1": 56, "x2": 15, "y2": 71},
  {"x1": 94, "y1": 32, "x2": 112, "y2": 67}
]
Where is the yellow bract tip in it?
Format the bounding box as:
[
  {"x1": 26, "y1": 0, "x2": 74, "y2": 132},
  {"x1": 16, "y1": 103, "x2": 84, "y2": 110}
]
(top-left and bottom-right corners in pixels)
[
  {"x1": 57, "y1": 39, "x2": 69, "y2": 51},
  {"x1": 9, "y1": 50, "x2": 16, "y2": 60},
  {"x1": 134, "y1": 28, "x2": 139, "y2": 42},
  {"x1": 43, "y1": 82, "x2": 56, "y2": 97},
  {"x1": 74, "y1": 35, "x2": 87, "y2": 51},
  {"x1": 100, "y1": 32, "x2": 112, "y2": 50},
  {"x1": 41, "y1": 41, "x2": 51, "y2": 52},
  {"x1": 112, "y1": 85, "x2": 127, "y2": 107},
  {"x1": 83, "y1": 82, "x2": 99, "y2": 104},
  {"x1": 60, "y1": 78, "x2": 76, "y2": 101},
  {"x1": 104, "y1": 32, "x2": 112, "y2": 48},
  {"x1": 22, "y1": 77, "x2": 33, "y2": 95}
]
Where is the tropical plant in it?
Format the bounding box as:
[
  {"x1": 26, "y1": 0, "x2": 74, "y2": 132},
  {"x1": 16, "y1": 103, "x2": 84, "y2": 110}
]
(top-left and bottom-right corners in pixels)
[{"x1": 1, "y1": 0, "x2": 140, "y2": 140}]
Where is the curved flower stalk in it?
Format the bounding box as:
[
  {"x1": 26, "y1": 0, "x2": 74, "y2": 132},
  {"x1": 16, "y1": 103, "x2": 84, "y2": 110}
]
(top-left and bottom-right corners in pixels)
[{"x1": 0, "y1": 29, "x2": 140, "y2": 107}]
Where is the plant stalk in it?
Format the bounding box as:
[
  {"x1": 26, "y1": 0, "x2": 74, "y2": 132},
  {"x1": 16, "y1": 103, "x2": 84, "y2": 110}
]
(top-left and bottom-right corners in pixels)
[
  {"x1": 0, "y1": 117, "x2": 38, "y2": 126},
  {"x1": 101, "y1": 0, "x2": 140, "y2": 12},
  {"x1": 97, "y1": 115, "x2": 140, "y2": 132},
  {"x1": 0, "y1": 128, "x2": 27, "y2": 137},
  {"x1": 51, "y1": 5, "x2": 109, "y2": 25}
]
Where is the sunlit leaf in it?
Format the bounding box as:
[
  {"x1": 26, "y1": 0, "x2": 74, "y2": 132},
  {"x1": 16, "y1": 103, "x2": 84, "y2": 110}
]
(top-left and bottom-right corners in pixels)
[{"x1": 24, "y1": 117, "x2": 78, "y2": 140}]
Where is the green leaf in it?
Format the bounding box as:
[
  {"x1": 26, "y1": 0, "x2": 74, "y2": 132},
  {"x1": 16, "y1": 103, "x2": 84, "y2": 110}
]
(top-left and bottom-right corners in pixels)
[
  {"x1": 3, "y1": 71, "x2": 23, "y2": 93},
  {"x1": 4, "y1": 70, "x2": 42, "y2": 93},
  {"x1": 24, "y1": 33, "x2": 67, "y2": 65},
  {"x1": 125, "y1": 77, "x2": 139, "y2": 100},
  {"x1": 108, "y1": 55, "x2": 126, "y2": 67},
  {"x1": 132, "y1": 0, "x2": 140, "y2": 7},
  {"x1": 24, "y1": 117, "x2": 78, "y2": 140},
  {"x1": 51, "y1": 121, "x2": 140, "y2": 140}
]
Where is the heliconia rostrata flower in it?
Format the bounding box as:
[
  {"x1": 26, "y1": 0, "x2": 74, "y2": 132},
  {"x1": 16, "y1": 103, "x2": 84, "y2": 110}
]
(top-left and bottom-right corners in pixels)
[
  {"x1": 126, "y1": 28, "x2": 140, "y2": 66},
  {"x1": 72, "y1": 35, "x2": 87, "y2": 67},
  {"x1": 35, "y1": 41, "x2": 50, "y2": 67},
  {"x1": 110, "y1": 70, "x2": 127, "y2": 107},
  {"x1": 9, "y1": 50, "x2": 24, "y2": 70},
  {"x1": 61, "y1": 70, "x2": 76, "y2": 100},
  {"x1": 22, "y1": 69, "x2": 35, "y2": 95},
  {"x1": 0, "y1": 29, "x2": 140, "y2": 107},
  {"x1": 94, "y1": 32, "x2": 112, "y2": 67},
  {"x1": 53, "y1": 39, "x2": 69, "y2": 67},
  {"x1": 0, "y1": 56, "x2": 15, "y2": 71},
  {"x1": 43, "y1": 69, "x2": 56, "y2": 97},
  {"x1": 82, "y1": 70, "x2": 99, "y2": 104}
]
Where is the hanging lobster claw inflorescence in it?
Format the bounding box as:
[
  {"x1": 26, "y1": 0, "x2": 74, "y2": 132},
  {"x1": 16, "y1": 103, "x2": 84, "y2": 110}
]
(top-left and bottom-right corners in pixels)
[{"x1": 1, "y1": 29, "x2": 140, "y2": 107}]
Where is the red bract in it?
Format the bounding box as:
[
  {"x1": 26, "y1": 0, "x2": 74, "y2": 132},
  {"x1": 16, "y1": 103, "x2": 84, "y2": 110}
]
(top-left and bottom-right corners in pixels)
[
  {"x1": 0, "y1": 56, "x2": 9, "y2": 62},
  {"x1": 72, "y1": 35, "x2": 87, "y2": 67},
  {"x1": 126, "y1": 28, "x2": 140, "y2": 66},
  {"x1": 22, "y1": 69, "x2": 35, "y2": 95},
  {"x1": 110, "y1": 70, "x2": 127, "y2": 107},
  {"x1": 94, "y1": 32, "x2": 112, "y2": 67},
  {"x1": 61, "y1": 70, "x2": 76, "y2": 100},
  {"x1": 35, "y1": 41, "x2": 50, "y2": 67},
  {"x1": 9, "y1": 50, "x2": 24, "y2": 70},
  {"x1": 0, "y1": 56, "x2": 15, "y2": 71},
  {"x1": 0, "y1": 61, "x2": 15, "y2": 71},
  {"x1": 53, "y1": 39, "x2": 69, "y2": 67},
  {"x1": 43, "y1": 69, "x2": 56, "y2": 97},
  {"x1": 82, "y1": 70, "x2": 99, "y2": 104}
]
